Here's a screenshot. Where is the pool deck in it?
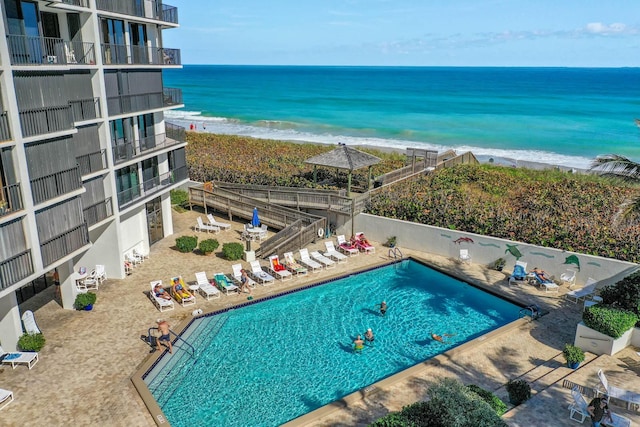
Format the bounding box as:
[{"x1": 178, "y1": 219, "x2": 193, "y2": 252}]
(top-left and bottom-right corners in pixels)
[{"x1": 1, "y1": 208, "x2": 639, "y2": 426}]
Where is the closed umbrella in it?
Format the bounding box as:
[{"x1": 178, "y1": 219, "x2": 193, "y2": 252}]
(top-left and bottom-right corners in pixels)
[{"x1": 251, "y1": 207, "x2": 260, "y2": 228}]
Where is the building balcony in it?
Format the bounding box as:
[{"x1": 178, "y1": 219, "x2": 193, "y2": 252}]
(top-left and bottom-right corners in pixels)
[
  {"x1": 40, "y1": 223, "x2": 90, "y2": 267},
  {"x1": 0, "y1": 183, "x2": 24, "y2": 218},
  {"x1": 96, "y1": 0, "x2": 178, "y2": 25},
  {"x1": 19, "y1": 104, "x2": 74, "y2": 138},
  {"x1": 0, "y1": 249, "x2": 33, "y2": 291},
  {"x1": 76, "y1": 150, "x2": 107, "y2": 176},
  {"x1": 107, "y1": 92, "x2": 163, "y2": 116},
  {"x1": 163, "y1": 87, "x2": 183, "y2": 107},
  {"x1": 70, "y1": 97, "x2": 101, "y2": 123},
  {"x1": 0, "y1": 111, "x2": 12, "y2": 142},
  {"x1": 7, "y1": 35, "x2": 95, "y2": 66},
  {"x1": 48, "y1": 0, "x2": 89, "y2": 7},
  {"x1": 102, "y1": 44, "x2": 181, "y2": 66},
  {"x1": 112, "y1": 127, "x2": 186, "y2": 164},
  {"x1": 83, "y1": 197, "x2": 113, "y2": 227},
  {"x1": 117, "y1": 166, "x2": 187, "y2": 208},
  {"x1": 30, "y1": 166, "x2": 82, "y2": 205}
]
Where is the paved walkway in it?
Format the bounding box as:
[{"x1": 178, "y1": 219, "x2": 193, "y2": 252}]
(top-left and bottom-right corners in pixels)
[{"x1": 1, "y1": 208, "x2": 638, "y2": 426}]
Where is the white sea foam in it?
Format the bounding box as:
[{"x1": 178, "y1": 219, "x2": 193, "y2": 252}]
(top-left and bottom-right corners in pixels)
[{"x1": 165, "y1": 111, "x2": 592, "y2": 170}]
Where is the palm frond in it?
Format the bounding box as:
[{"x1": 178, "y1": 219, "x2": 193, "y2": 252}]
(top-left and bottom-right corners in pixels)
[
  {"x1": 590, "y1": 154, "x2": 640, "y2": 183},
  {"x1": 616, "y1": 196, "x2": 640, "y2": 224}
]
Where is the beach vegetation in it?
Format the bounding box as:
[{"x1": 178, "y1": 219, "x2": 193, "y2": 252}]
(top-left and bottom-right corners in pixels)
[
  {"x1": 370, "y1": 378, "x2": 506, "y2": 426},
  {"x1": 175, "y1": 236, "x2": 198, "y2": 253},
  {"x1": 221, "y1": 242, "x2": 244, "y2": 261},
  {"x1": 465, "y1": 384, "x2": 507, "y2": 416},
  {"x1": 591, "y1": 154, "x2": 640, "y2": 222},
  {"x1": 599, "y1": 272, "x2": 640, "y2": 325},
  {"x1": 583, "y1": 305, "x2": 638, "y2": 339},
  {"x1": 198, "y1": 239, "x2": 219, "y2": 255},
  {"x1": 17, "y1": 332, "x2": 45, "y2": 352}
]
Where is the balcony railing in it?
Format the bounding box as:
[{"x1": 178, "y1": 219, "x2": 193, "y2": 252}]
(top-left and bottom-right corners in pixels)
[
  {"x1": 112, "y1": 139, "x2": 136, "y2": 164},
  {"x1": 70, "y1": 97, "x2": 101, "y2": 122},
  {"x1": 40, "y1": 222, "x2": 89, "y2": 267},
  {"x1": 0, "y1": 111, "x2": 11, "y2": 142},
  {"x1": 96, "y1": 0, "x2": 178, "y2": 24},
  {"x1": 76, "y1": 150, "x2": 107, "y2": 176},
  {"x1": 0, "y1": 249, "x2": 33, "y2": 291},
  {"x1": 112, "y1": 129, "x2": 185, "y2": 164},
  {"x1": 117, "y1": 166, "x2": 187, "y2": 208},
  {"x1": 7, "y1": 35, "x2": 95, "y2": 66},
  {"x1": 140, "y1": 131, "x2": 185, "y2": 152},
  {"x1": 163, "y1": 87, "x2": 183, "y2": 106},
  {"x1": 101, "y1": 44, "x2": 181, "y2": 66},
  {"x1": 0, "y1": 183, "x2": 24, "y2": 217},
  {"x1": 166, "y1": 122, "x2": 186, "y2": 142},
  {"x1": 19, "y1": 104, "x2": 74, "y2": 138},
  {"x1": 30, "y1": 166, "x2": 82, "y2": 205},
  {"x1": 83, "y1": 197, "x2": 113, "y2": 227},
  {"x1": 107, "y1": 92, "x2": 163, "y2": 116},
  {"x1": 59, "y1": 0, "x2": 89, "y2": 6}
]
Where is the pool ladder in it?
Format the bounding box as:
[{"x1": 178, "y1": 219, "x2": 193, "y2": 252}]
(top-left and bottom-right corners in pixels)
[
  {"x1": 147, "y1": 327, "x2": 196, "y2": 358},
  {"x1": 388, "y1": 246, "x2": 403, "y2": 260}
]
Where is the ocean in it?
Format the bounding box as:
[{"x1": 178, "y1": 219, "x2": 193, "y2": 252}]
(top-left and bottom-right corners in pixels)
[{"x1": 163, "y1": 65, "x2": 640, "y2": 169}]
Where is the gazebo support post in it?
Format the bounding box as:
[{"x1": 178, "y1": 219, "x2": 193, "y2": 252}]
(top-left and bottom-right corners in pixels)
[
  {"x1": 367, "y1": 165, "x2": 372, "y2": 191},
  {"x1": 313, "y1": 165, "x2": 317, "y2": 185},
  {"x1": 347, "y1": 171, "x2": 352, "y2": 197}
]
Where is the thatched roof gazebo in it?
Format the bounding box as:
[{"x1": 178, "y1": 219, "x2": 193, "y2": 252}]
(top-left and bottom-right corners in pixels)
[{"x1": 305, "y1": 144, "x2": 381, "y2": 196}]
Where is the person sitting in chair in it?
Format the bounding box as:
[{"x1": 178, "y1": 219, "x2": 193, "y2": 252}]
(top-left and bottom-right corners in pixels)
[
  {"x1": 172, "y1": 278, "x2": 193, "y2": 299},
  {"x1": 154, "y1": 283, "x2": 172, "y2": 300},
  {"x1": 533, "y1": 267, "x2": 552, "y2": 282}
]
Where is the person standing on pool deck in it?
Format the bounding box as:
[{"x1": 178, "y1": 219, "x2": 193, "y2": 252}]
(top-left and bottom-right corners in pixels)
[
  {"x1": 364, "y1": 328, "x2": 375, "y2": 345},
  {"x1": 376, "y1": 301, "x2": 387, "y2": 316},
  {"x1": 157, "y1": 320, "x2": 173, "y2": 354}
]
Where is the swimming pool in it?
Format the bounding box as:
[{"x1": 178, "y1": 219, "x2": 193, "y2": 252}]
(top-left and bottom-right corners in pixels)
[{"x1": 143, "y1": 259, "x2": 520, "y2": 426}]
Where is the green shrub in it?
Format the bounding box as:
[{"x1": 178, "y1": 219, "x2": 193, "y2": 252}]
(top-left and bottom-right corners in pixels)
[
  {"x1": 199, "y1": 238, "x2": 219, "y2": 255},
  {"x1": 505, "y1": 379, "x2": 531, "y2": 405},
  {"x1": 600, "y1": 273, "x2": 640, "y2": 326},
  {"x1": 583, "y1": 305, "x2": 638, "y2": 338},
  {"x1": 17, "y1": 333, "x2": 45, "y2": 352},
  {"x1": 170, "y1": 189, "x2": 189, "y2": 207},
  {"x1": 222, "y1": 242, "x2": 244, "y2": 260},
  {"x1": 371, "y1": 378, "x2": 506, "y2": 427},
  {"x1": 466, "y1": 384, "x2": 507, "y2": 416},
  {"x1": 74, "y1": 292, "x2": 97, "y2": 310},
  {"x1": 176, "y1": 235, "x2": 198, "y2": 253}
]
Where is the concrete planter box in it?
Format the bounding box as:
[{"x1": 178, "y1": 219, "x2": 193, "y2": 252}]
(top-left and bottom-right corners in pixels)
[{"x1": 574, "y1": 322, "x2": 639, "y2": 356}]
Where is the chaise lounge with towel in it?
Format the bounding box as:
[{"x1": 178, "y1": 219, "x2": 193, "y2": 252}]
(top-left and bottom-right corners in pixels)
[
  {"x1": 565, "y1": 278, "x2": 598, "y2": 303},
  {"x1": 0, "y1": 345, "x2": 39, "y2": 370},
  {"x1": 282, "y1": 252, "x2": 308, "y2": 275},
  {"x1": 509, "y1": 261, "x2": 528, "y2": 285},
  {"x1": 149, "y1": 281, "x2": 175, "y2": 312},
  {"x1": 249, "y1": 260, "x2": 275, "y2": 285},
  {"x1": 268, "y1": 255, "x2": 293, "y2": 281},
  {"x1": 214, "y1": 273, "x2": 240, "y2": 295}
]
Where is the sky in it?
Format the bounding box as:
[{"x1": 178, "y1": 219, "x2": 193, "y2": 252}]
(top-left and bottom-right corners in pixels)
[{"x1": 163, "y1": 0, "x2": 640, "y2": 67}]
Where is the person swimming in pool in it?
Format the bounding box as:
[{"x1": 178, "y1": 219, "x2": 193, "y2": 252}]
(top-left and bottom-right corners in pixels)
[
  {"x1": 353, "y1": 335, "x2": 365, "y2": 353},
  {"x1": 431, "y1": 332, "x2": 455, "y2": 343},
  {"x1": 376, "y1": 301, "x2": 387, "y2": 316},
  {"x1": 364, "y1": 328, "x2": 375, "y2": 345},
  {"x1": 157, "y1": 320, "x2": 173, "y2": 354}
]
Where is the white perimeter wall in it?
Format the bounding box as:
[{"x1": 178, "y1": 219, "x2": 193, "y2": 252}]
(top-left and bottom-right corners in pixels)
[
  {"x1": 353, "y1": 213, "x2": 638, "y2": 287},
  {"x1": 120, "y1": 206, "x2": 149, "y2": 263}
]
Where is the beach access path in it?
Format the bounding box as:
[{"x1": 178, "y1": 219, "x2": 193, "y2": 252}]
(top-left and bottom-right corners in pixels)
[{"x1": 1, "y1": 208, "x2": 638, "y2": 426}]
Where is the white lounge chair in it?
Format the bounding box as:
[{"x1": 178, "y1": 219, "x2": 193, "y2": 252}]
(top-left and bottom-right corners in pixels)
[
  {"x1": 194, "y1": 271, "x2": 220, "y2": 300},
  {"x1": 568, "y1": 386, "x2": 589, "y2": 423},
  {"x1": 149, "y1": 281, "x2": 175, "y2": 312},
  {"x1": 214, "y1": 273, "x2": 240, "y2": 295},
  {"x1": 231, "y1": 263, "x2": 256, "y2": 287},
  {"x1": 566, "y1": 278, "x2": 598, "y2": 303},
  {"x1": 0, "y1": 388, "x2": 14, "y2": 411},
  {"x1": 336, "y1": 235, "x2": 359, "y2": 256},
  {"x1": 282, "y1": 252, "x2": 308, "y2": 275},
  {"x1": 126, "y1": 253, "x2": 141, "y2": 267},
  {"x1": 560, "y1": 269, "x2": 577, "y2": 288},
  {"x1": 249, "y1": 260, "x2": 275, "y2": 285},
  {"x1": 21, "y1": 310, "x2": 41, "y2": 335},
  {"x1": 311, "y1": 251, "x2": 336, "y2": 269},
  {"x1": 0, "y1": 345, "x2": 39, "y2": 370},
  {"x1": 324, "y1": 241, "x2": 348, "y2": 263},
  {"x1": 299, "y1": 248, "x2": 323, "y2": 272},
  {"x1": 268, "y1": 255, "x2": 293, "y2": 281},
  {"x1": 207, "y1": 213, "x2": 231, "y2": 230},
  {"x1": 597, "y1": 369, "x2": 640, "y2": 410},
  {"x1": 133, "y1": 248, "x2": 149, "y2": 261},
  {"x1": 95, "y1": 264, "x2": 107, "y2": 283},
  {"x1": 605, "y1": 413, "x2": 632, "y2": 427},
  {"x1": 459, "y1": 249, "x2": 471, "y2": 264},
  {"x1": 195, "y1": 216, "x2": 220, "y2": 233}
]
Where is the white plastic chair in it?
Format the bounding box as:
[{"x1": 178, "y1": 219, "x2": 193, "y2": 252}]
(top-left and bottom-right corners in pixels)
[
  {"x1": 567, "y1": 386, "x2": 589, "y2": 423},
  {"x1": 95, "y1": 264, "x2": 107, "y2": 283},
  {"x1": 459, "y1": 249, "x2": 471, "y2": 264},
  {"x1": 0, "y1": 388, "x2": 13, "y2": 411},
  {"x1": 195, "y1": 216, "x2": 220, "y2": 233},
  {"x1": 560, "y1": 270, "x2": 577, "y2": 288}
]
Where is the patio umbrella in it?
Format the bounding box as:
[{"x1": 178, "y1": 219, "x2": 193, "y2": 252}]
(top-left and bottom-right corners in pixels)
[{"x1": 251, "y1": 207, "x2": 260, "y2": 227}]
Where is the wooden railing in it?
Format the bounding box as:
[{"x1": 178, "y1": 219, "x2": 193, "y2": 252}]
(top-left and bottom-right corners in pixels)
[
  {"x1": 40, "y1": 223, "x2": 89, "y2": 267},
  {"x1": 0, "y1": 250, "x2": 33, "y2": 291},
  {"x1": 437, "y1": 151, "x2": 479, "y2": 168}
]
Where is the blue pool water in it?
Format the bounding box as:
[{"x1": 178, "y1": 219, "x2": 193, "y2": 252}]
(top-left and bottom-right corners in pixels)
[{"x1": 144, "y1": 260, "x2": 520, "y2": 426}]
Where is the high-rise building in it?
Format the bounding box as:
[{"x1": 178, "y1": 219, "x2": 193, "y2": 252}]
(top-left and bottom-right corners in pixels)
[{"x1": 0, "y1": 0, "x2": 186, "y2": 349}]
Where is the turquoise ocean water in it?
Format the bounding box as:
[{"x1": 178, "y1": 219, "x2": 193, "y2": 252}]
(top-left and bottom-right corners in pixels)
[{"x1": 164, "y1": 66, "x2": 640, "y2": 169}]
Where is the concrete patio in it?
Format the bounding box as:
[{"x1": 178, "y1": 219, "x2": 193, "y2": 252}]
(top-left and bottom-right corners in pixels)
[{"x1": 1, "y1": 208, "x2": 639, "y2": 426}]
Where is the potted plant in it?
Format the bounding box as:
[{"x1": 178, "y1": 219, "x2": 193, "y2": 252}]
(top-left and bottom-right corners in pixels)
[
  {"x1": 505, "y1": 379, "x2": 531, "y2": 405},
  {"x1": 562, "y1": 343, "x2": 585, "y2": 369},
  {"x1": 492, "y1": 258, "x2": 506, "y2": 271},
  {"x1": 74, "y1": 292, "x2": 97, "y2": 311},
  {"x1": 385, "y1": 236, "x2": 397, "y2": 248},
  {"x1": 18, "y1": 332, "x2": 46, "y2": 352}
]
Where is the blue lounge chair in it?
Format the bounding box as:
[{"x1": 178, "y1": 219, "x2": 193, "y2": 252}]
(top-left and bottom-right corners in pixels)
[{"x1": 509, "y1": 261, "x2": 528, "y2": 285}]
